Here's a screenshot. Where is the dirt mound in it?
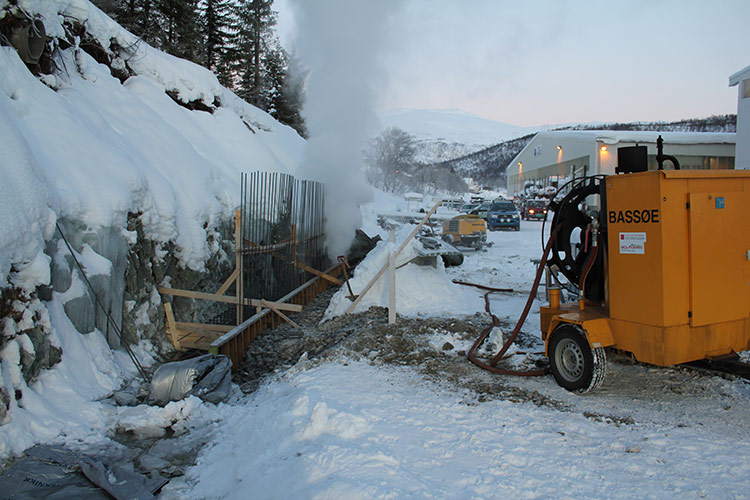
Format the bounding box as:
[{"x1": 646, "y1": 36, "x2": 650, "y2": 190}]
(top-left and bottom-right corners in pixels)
[{"x1": 236, "y1": 288, "x2": 560, "y2": 410}]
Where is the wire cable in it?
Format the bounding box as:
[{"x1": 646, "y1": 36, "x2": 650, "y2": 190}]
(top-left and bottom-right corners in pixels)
[{"x1": 55, "y1": 223, "x2": 150, "y2": 382}]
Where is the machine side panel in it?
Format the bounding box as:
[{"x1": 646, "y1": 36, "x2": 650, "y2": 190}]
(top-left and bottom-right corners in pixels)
[
  {"x1": 609, "y1": 317, "x2": 750, "y2": 366},
  {"x1": 659, "y1": 178, "x2": 692, "y2": 326},
  {"x1": 606, "y1": 173, "x2": 665, "y2": 326},
  {"x1": 687, "y1": 191, "x2": 749, "y2": 326}
]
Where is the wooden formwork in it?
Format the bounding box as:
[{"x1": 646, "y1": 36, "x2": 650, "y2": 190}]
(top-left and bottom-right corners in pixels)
[
  {"x1": 209, "y1": 264, "x2": 343, "y2": 370},
  {"x1": 158, "y1": 196, "x2": 339, "y2": 371}
]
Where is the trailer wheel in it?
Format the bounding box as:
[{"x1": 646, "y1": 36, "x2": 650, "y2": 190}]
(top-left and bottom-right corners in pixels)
[{"x1": 548, "y1": 324, "x2": 607, "y2": 394}]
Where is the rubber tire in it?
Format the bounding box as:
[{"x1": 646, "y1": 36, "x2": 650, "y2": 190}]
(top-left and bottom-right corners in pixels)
[
  {"x1": 548, "y1": 324, "x2": 607, "y2": 394},
  {"x1": 514, "y1": 225, "x2": 520, "y2": 231}
]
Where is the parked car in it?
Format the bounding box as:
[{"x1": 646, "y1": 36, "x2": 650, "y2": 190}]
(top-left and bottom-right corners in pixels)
[
  {"x1": 486, "y1": 200, "x2": 521, "y2": 231},
  {"x1": 459, "y1": 202, "x2": 480, "y2": 213},
  {"x1": 469, "y1": 202, "x2": 491, "y2": 220},
  {"x1": 442, "y1": 199, "x2": 465, "y2": 210},
  {"x1": 523, "y1": 199, "x2": 549, "y2": 221}
]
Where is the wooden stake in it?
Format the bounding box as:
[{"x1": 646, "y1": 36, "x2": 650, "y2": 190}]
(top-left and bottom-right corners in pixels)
[
  {"x1": 163, "y1": 302, "x2": 181, "y2": 350},
  {"x1": 388, "y1": 229, "x2": 396, "y2": 325},
  {"x1": 345, "y1": 199, "x2": 443, "y2": 315},
  {"x1": 235, "y1": 209, "x2": 243, "y2": 325}
]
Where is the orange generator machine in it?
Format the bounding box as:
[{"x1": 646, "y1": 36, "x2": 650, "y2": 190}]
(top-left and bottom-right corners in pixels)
[{"x1": 541, "y1": 137, "x2": 750, "y2": 393}]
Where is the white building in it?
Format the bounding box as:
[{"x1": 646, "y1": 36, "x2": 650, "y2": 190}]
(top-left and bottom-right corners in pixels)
[
  {"x1": 506, "y1": 130, "x2": 736, "y2": 197},
  {"x1": 730, "y1": 64, "x2": 750, "y2": 170}
]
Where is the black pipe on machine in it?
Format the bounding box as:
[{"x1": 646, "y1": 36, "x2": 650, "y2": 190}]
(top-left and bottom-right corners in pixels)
[{"x1": 656, "y1": 135, "x2": 681, "y2": 170}]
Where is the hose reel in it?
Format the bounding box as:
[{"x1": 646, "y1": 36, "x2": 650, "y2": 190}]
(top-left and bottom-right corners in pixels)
[{"x1": 547, "y1": 176, "x2": 606, "y2": 302}]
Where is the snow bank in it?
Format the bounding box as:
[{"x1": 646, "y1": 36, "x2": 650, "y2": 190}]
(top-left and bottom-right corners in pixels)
[
  {"x1": 0, "y1": 80, "x2": 56, "y2": 284},
  {"x1": 325, "y1": 224, "x2": 484, "y2": 319},
  {"x1": 0, "y1": 0, "x2": 306, "y2": 459},
  {"x1": 1, "y1": 0, "x2": 305, "y2": 273},
  {"x1": 0, "y1": 296, "x2": 154, "y2": 456},
  {"x1": 161, "y1": 360, "x2": 750, "y2": 499}
]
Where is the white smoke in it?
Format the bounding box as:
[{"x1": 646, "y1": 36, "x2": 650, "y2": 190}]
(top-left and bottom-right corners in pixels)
[{"x1": 289, "y1": 0, "x2": 399, "y2": 258}]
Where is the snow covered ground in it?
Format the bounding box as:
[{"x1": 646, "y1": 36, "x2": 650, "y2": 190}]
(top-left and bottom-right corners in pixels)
[
  {"x1": 2, "y1": 2, "x2": 750, "y2": 497},
  {"x1": 157, "y1": 220, "x2": 750, "y2": 499},
  {"x1": 5, "y1": 209, "x2": 750, "y2": 498}
]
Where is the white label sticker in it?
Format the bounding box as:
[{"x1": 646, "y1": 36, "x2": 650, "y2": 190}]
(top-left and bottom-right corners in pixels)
[{"x1": 619, "y1": 232, "x2": 646, "y2": 254}]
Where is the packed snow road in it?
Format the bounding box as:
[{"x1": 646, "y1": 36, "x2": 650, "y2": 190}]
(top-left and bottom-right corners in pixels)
[{"x1": 160, "y1": 221, "x2": 750, "y2": 499}]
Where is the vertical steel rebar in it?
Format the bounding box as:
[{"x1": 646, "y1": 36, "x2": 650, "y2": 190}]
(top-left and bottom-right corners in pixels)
[{"x1": 239, "y1": 171, "x2": 325, "y2": 310}]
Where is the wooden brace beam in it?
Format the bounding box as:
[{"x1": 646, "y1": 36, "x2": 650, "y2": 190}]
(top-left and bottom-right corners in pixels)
[
  {"x1": 158, "y1": 286, "x2": 303, "y2": 312},
  {"x1": 215, "y1": 268, "x2": 238, "y2": 296},
  {"x1": 163, "y1": 302, "x2": 181, "y2": 350},
  {"x1": 260, "y1": 299, "x2": 300, "y2": 329}
]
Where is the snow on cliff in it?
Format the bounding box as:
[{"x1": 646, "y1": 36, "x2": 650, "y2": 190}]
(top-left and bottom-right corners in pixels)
[{"x1": 0, "y1": 0, "x2": 305, "y2": 281}]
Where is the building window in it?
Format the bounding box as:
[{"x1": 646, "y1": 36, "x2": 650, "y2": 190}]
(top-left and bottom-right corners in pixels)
[{"x1": 743, "y1": 79, "x2": 750, "y2": 99}]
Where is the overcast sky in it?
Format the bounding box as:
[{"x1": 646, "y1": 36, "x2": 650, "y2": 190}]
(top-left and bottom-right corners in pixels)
[{"x1": 276, "y1": 0, "x2": 750, "y2": 127}]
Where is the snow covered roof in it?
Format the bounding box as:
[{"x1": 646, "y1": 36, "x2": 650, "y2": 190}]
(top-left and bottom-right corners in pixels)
[
  {"x1": 532, "y1": 130, "x2": 736, "y2": 146},
  {"x1": 729, "y1": 64, "x2": 750, "y2": 86}
]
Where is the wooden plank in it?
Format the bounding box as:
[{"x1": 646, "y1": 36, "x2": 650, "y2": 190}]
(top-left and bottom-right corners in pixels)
[
  {"x1": 388, "y1": 229, "x2": 396, "y2": 325},
  {"x1": 293, "y1": 261, "x2": 343, "y2": 285},
  {"x1": 175, "y1": 322, "x2": 233, "y2": 333},
  {"x1": 216, "y1": 268, "x2": 238, "y2": 296},
  {"x1": 163, "y1": 302, "x2": 181, "y2": 350},
  {"x1": 235, "y1": 209, "x2": 243, "y2": 325},
  {"x1": 345, "y1": 199, "x2": 443, "y2": 314},
  {"x1": 174, "y1": 323, "x2": 229, "y2": 338},
  {"x1": 158, "y1": 287, "x2": 302, "y2": 312},
  {"x1": 175, "y1": 331, "x2": 214, "y2": 350},
  {"x1": 210, "y1": 263, "x2": 340, "y2": 349},
  {"x1": 261, "y1": 299, "x2": 300, "y2": 329}
]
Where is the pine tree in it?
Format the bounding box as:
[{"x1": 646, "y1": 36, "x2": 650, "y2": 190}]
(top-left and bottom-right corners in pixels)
[
  {"x1": 201, "y1": 0, "x2": 233, "y2": 73},
  {"x1": 234, "y1": 0, "x2": 276, "y2": 107},
  {"x1": 156, "y1": 0, "x2": 202, "y2": 62},
  {"x1": 110, "y1": 0, "x2": 161, "y2": 46},
  {"x1": 272, "y1": 48, "x2": 307, "y2": 138}
]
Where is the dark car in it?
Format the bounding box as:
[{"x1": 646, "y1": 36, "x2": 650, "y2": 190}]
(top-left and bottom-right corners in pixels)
[
  {"x1": 486, "y1": 200, "x2": 521, "y2": 231},
  {"x1": 523, "y1": 199, "x2": 548, "y2": 221}
]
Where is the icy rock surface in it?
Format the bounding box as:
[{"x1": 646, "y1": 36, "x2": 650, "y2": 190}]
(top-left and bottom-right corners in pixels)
[{"x1": 51, "y1": 220, "x2": 128, "y2": 347}]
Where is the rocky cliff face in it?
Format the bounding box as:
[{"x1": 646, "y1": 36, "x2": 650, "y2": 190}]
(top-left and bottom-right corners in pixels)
[{"x1": 0, "y1": 213, "x2": 236, "y2": 423}]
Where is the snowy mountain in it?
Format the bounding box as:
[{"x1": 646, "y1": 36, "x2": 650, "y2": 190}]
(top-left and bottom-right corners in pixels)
[{"x1": 377, "y1": 108, "x2": 539, "y2": 163}]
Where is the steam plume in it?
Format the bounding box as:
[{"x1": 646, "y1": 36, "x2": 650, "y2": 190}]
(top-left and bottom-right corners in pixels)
[{"x1": 290, "y1": 0, "x2": 398, "y2": 258}]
